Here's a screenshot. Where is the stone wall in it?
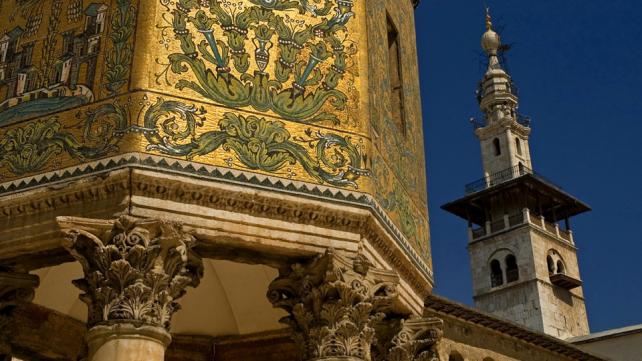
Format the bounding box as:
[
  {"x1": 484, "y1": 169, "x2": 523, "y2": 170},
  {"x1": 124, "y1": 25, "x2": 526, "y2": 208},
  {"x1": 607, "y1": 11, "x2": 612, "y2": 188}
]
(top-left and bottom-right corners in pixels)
[
  {"x1": 468, "y1": 225, "x2": 535, "y2": 296},
  {"x1": 424, "y1": 296, "x2": 603, "y2": 361},
  {"x1": 432, "y1": 314, "x2": 584, "y2": 361},
  {"x1": 530, "y1": 229, "x2": 589, "y2": 338},
  {"x1": 474, "y1": 281, "x2": 544, "y2": 332},
  {"x1": 468, "y1": 221, "x2": 589, "y2": 338}
]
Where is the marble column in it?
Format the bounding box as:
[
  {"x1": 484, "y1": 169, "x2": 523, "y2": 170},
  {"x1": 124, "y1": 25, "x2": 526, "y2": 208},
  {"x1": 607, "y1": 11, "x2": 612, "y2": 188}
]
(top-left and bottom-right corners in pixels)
[
  {"x1": 267, "y1": 249, "x2": 400, "y2": 361},
  {"x1": 59, "y1": 215, "x2": 204, "y2": 361},
  {"x1": 0, "y1": 271, "x2": 40, "y2": 361}
]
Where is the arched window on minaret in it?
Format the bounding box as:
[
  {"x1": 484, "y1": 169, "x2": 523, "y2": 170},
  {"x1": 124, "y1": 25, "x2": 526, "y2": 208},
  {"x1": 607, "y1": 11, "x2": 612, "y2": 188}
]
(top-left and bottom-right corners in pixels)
[
  {"x1": 515, "y1": 137, "x2": 522, "y2": 155},
  {"x1": 490, "y1": 259, "x2": 504, "y2": 287},
  {"x1": 547, "y1": 250, "x2": 567, "y2": 275},
  {"x1": 547, "y1": 255, "x2": 555, "y2": 275},
  {"x1": 493, "y1": 138, "x2": 501, "y2": 156},
  {"x1": 505, "y1": 254, "x2": 519, "y2": 283}
]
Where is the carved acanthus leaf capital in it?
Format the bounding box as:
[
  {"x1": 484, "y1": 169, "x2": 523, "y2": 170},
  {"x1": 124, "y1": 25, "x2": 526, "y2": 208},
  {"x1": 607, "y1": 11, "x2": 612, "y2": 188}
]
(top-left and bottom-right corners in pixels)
[
  {"x1": 385, "y1": 318, "x2": 443, "y2": 361},
  {"x1": 267, "y1": 250, "x2": 400, "y2": 361},
  {"x1": 59, "y1": 215, "x2": 204, "y2": 330}
]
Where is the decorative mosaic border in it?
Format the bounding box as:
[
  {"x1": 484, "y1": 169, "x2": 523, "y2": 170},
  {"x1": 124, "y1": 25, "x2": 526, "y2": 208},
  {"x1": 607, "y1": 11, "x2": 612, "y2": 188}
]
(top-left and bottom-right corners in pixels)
[{"x1": 0, "y1": 153, "x2": 433, "y2": 282}]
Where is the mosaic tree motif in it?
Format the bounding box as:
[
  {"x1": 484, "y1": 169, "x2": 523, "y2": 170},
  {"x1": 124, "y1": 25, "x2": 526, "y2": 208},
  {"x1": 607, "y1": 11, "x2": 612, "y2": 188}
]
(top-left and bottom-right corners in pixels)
[
  {"x1": 157, "y1": 0, "x2": 357, "y2": 125},
  {"x1": 104, "y1": 0, "x2": 136, "y2": 95},
  {"x1": 140, "y1": 97, "x2": 369, "y2": 188}
]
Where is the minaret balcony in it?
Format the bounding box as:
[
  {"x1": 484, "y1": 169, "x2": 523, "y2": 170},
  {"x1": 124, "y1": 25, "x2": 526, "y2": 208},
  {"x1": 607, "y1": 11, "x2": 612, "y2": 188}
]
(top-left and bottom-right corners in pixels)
[
  {"x1": 549, "y1": 273, "x2": 583, "y2": 290},
  {"x1": 469, "y1": 113, "x2": 531, "y2": 130},
  {"x1": 468, "y1": 208, "x2": 574, "y2": 245},
  {"x1": 465, "y1": 164, "x2": 543, "y2": 194}
]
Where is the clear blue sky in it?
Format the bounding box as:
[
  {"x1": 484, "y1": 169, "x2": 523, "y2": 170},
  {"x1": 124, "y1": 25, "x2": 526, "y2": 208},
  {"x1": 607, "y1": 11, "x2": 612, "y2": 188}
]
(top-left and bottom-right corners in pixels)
[{"x1": 417, "y1": 0, "x2": 642, "y2": 332}]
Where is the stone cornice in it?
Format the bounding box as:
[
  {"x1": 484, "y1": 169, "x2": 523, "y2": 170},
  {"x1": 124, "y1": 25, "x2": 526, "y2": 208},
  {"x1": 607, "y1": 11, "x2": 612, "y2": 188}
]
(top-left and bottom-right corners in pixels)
[
  {"x1": 475, "y1": 118, "x2": 531, "y2": 139},
  {"x1": 472, "y1": 278, "x2": 585, "y2": 302},
  {"x1": 0, "y1": 171, "x2": 130, "y2": 219},
  {"x1": 131, "y1": 170, "x2": 434, "y2": 298},
  {"x1": 0, "y1": 158, "x2": 433, "y2": 299}
]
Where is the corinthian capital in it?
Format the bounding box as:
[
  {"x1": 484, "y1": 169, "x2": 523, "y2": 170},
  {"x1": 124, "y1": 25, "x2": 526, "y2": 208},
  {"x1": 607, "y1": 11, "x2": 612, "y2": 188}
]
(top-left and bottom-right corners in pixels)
[
  {"x1": 267, "y1": 249, "x2": 399, "y2": 361},
  {"x1": 59, "y1": 215, "x2": 203, "y2": 330},
  {"x1": 384, "y1": 318, "x2": 443, "y2": 361}
]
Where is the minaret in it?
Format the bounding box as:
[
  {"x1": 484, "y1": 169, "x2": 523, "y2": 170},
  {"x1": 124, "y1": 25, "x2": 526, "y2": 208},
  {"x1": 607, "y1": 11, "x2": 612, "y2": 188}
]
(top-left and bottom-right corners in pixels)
[
  {"x1": 475, "y1": 11, "x2": 533, "y2": 179},
  {"x1": 442, "y1": 10, "x2": 591, "y2": 339}
]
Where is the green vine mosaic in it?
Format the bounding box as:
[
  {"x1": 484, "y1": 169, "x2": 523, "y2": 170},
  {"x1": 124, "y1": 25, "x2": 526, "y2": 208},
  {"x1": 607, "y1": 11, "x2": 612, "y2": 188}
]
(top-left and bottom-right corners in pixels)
[
  {"x1": 140, "y1": 98, "x2": 369, "y2": 188},
  {"x1": 0, "y1": 101, "x2": 130, "y2": 176},
  {"x1": 156, "y1": 0, "x2": 356, "y2": 124},
  {"x1": 372, "y1": 154, "x2": 427, "y2": 256}
]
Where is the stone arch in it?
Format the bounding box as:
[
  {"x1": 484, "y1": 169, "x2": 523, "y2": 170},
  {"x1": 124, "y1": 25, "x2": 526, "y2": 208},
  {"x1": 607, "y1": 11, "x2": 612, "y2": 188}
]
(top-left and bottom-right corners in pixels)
[
  {"x1": 490, "y1": 259, "x2": 503, "y2": 287},
  {"x1": 488, "y1": 248, "x2": 518, "y2": 287},
  {"x1": 493, "y1": 138, "x2": 501, "y2": 156},
  {"x1": 547, "y1": 255, "x2": 555, "y2": 275},
  {"x1": 505, "y1": 254, "x2": 519, "y2": 283},
  {"x1": 546, "y1": 249, "x2": 566, "y2": 275}
]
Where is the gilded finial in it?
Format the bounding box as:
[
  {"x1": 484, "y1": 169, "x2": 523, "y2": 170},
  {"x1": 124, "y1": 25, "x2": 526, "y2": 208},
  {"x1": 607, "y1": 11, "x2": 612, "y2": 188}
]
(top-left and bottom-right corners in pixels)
[
  {"x1": 485, "y1": 7, "x2": 493, "y2": 31},
  {"x1": 481, "y1": 6, "x2": 501, "y2": 61}
]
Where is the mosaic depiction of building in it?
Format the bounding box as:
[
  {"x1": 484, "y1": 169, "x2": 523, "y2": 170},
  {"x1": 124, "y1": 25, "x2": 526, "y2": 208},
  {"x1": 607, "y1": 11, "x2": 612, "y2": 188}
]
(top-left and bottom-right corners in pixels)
[{"x1": 0, "y1": 0, "x2": 431, "y2": 277}]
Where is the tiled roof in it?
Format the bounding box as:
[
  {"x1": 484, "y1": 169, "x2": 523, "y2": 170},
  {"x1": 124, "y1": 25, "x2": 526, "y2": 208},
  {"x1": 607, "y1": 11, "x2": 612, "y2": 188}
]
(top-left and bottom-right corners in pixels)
[{"x1": 425, "y1": 294, "x2": 606, "y2": 361}]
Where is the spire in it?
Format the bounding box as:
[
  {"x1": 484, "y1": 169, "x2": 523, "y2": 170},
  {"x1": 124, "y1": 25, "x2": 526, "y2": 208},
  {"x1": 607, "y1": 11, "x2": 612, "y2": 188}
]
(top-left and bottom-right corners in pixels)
[
  {"x1": 485, "y1": 7, "x2": 492, "y2": 30},
  {"x1": 481, "y1": 8, "x2": 501, "y2": 71},
  {"x1": 476, "y1": 8, "x2": 522, "y2": 127}
]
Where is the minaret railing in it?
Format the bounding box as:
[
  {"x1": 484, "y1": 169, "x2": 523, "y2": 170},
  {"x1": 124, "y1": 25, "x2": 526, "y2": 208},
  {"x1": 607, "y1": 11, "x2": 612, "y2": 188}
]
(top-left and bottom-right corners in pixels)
[
  {"x1": 468, "y1": 112, "x2": 531, "y2": 130},
  {"x1": 464, "y1": 164, "x2": 562, "y2": 194},
  {"x1": 465, "y1": 164, "x2": 530, "y2": 193},
  {"x1": 468, "y1": 210, "x2": 574, "y2": 245}
]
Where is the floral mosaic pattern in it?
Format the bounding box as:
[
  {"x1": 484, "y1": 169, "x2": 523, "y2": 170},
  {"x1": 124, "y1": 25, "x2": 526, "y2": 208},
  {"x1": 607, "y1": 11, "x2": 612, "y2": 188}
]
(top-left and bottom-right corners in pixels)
[
  {"x1": 140, "y1": 97, "x2": 369, "y2": 188},
  {"x1": 0, "y1": 100, "x2": 130, "y2": 177}
]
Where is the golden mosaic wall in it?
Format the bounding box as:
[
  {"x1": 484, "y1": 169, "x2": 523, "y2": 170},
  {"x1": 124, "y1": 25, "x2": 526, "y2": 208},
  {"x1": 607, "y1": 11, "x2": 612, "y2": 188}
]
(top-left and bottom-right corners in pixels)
[
  {"x1": 0, "y1": 0, "x2": 430, "y2": 267},
  {"x1": 365, "y1": 0, "x2": 431, "y2": 265}
]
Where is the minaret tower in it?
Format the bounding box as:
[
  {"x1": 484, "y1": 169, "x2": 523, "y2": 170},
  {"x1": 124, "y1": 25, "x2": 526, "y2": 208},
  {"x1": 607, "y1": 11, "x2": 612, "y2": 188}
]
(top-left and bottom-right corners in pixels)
[{"x1": 442, "y1": 10, "x2": 591, "y2": 339}]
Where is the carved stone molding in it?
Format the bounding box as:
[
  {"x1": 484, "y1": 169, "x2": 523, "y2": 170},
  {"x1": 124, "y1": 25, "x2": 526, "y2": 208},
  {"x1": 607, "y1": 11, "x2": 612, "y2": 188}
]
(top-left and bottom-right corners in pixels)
[
  {"x1": 267, "y1": 249, "x2": 399, "y2": 361},
  {"x1": 131, "y1": 171, "x2": 432, "y2": 296},
  {"x1": 379, "y1": 318, "x2": 443, "y2": 361},
  {"x1": 59, "y1": 215, "x2": 204, "y2": 331},
  {"x1": 1, "y1": 168, "x2": 433, "y2": 301},
  {"x1": 0, "y1": 271, "x2": 40, "y2": 360}
]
